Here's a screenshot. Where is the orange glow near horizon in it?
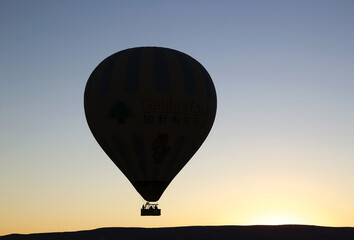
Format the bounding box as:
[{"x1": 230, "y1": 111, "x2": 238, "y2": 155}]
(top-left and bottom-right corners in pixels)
[{"x1": 247, "y1": 212, "x2": 307, "y2": 226}]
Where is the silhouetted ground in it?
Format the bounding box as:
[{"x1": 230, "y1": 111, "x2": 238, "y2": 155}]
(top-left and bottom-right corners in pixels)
[{"x1": 1, "y1": 225, "x2": 354, "y2": 240}]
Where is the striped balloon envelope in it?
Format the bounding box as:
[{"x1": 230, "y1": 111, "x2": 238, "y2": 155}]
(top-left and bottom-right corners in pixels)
[{"x1": 84, "y1": 47, "x2": 217, "y2": 204}]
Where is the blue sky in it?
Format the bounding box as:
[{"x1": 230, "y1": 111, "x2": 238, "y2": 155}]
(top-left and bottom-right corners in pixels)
[{"x1": 1, "y1": 0, "x2": 354, "y2": 235}]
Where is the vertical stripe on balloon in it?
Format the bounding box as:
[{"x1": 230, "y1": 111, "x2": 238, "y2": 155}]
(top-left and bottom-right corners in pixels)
[
  {"x1": 84, "y1": 68, "x2": 97, "y2": 100},
  {"x1": 154, "y1": 48, "x2": 170, "y2": 94},
  {"x1": 125, "y1": 49, "x2": 141, "y2": 93},
  {"x1": 111, "y1": 135, "x2": 140, "y2": 181},
  {"x1": 161, "y1": 135, "x2": 186, "y2": 181},
  {"x1": 100, "y1": 54, "x2": 119, "y2": 96},
  {"x1": 97, "y1": 137, "x2": 133, "y2": 179},
  {"x1": 199, "y1": 64, "x2": 215, "y2": 101},
  {"x1": 167, "y1": 137, "x2": 203, "y2": 182},
  {"x1": 139, "y1": 48, "x2": 155, "y2": 93},
  {"x1": 132, "y1": 134, "x2": 148, "y2": 180},
  {"x1": 175, "y1": 52, "x2": 197, "y2": 96}
]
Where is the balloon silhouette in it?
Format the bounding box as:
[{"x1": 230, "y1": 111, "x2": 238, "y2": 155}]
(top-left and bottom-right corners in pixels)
[{"x1": 84, "y1": 47, "x2": 217, "y2": 208}]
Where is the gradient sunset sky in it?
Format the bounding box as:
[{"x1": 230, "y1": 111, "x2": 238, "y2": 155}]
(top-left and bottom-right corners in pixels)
[{"x1": 1, "y1": 0, "x2": 354, "y2": 236}]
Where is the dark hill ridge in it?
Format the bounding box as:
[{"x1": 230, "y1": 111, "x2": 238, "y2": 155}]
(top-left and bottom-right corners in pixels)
[{"x1": 1, "y1": 225, "x2": 354, "y2": 240}]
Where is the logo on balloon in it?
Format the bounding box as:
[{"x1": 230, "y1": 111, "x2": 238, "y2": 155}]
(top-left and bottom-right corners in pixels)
[
  {"x1": 142, "y1": 99, "x2": 211, "y2": 117},
  {"x1": 108, "y1": 100, "x2": 134, "y2": 124}
]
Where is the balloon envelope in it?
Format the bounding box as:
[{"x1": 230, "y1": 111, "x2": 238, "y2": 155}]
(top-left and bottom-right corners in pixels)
[{"x1": 84, "y1": 47, "x2": 217, "y2": 202}]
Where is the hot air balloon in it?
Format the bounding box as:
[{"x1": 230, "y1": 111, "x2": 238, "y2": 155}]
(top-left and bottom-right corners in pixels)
[{"x1": 84, "y1": 47, "x2": 217, "y2": 216}]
